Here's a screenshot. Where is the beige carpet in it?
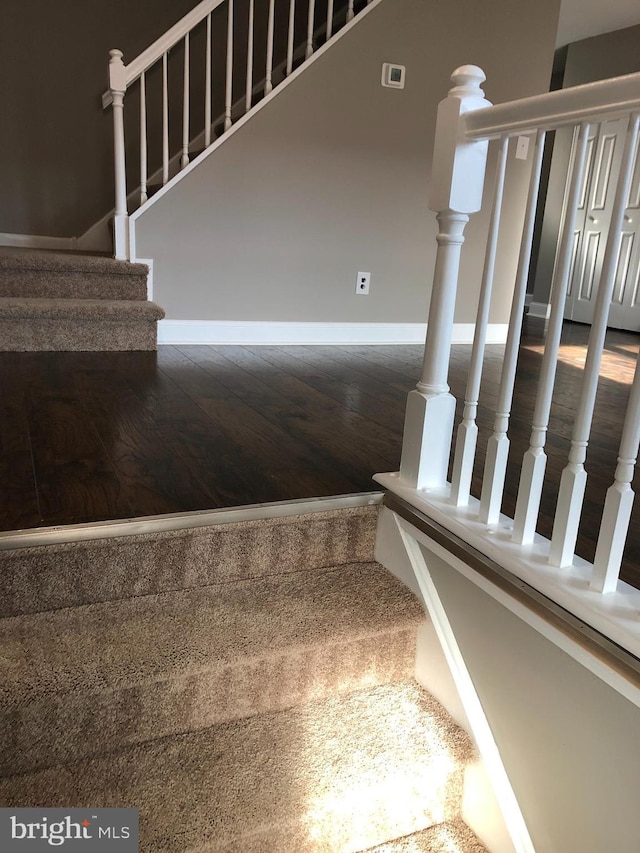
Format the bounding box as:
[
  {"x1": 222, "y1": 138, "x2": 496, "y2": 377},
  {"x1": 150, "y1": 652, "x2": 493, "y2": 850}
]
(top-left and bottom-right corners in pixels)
[
  {"x1": 0, "y1": 504, "x2": 487, "y2": 851},
  {"x1": 0, "y1": 505, "x2": 380, "y2": 617},
  {"x1": 0, "y1": 247, "x2": 163, "y2": 350},
  {"x1": 2, "y1": 562, "x2": 422, "y2": 773},
  {"x1": 0, "y1": 684, "x2": 478, "y2": 852}
]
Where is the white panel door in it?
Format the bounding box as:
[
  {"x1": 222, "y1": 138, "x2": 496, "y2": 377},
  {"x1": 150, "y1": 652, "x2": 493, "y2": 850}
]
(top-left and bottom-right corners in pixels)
[
  {"x1": 564, "y1": 118, "x2": 640, "y2": 331},
  {"x1": 608, "y1": 132, "x2": 640, "y2": 330}
]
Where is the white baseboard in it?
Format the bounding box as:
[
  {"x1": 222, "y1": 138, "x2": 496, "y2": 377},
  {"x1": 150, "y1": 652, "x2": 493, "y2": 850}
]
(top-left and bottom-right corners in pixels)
[
  {"x1": 527, "y1": 301, "x2": 551, "y2": 319},
  {"x1": 157, "y1": 320, "x2": 509, "y2": 346},
  {"x1": 0, "y1": 232, "x2": 78, "y2": 251}
]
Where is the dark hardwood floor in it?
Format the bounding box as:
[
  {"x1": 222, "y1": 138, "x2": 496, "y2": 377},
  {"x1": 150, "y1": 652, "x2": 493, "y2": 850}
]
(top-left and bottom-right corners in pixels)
[{"x1": 1, "y1": 316, "x2": 639, "y2": 586}]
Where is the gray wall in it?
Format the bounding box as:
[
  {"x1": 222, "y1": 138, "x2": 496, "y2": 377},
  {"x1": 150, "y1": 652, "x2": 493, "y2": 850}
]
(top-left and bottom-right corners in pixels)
[
  {"x1": 137, "y1": 0, "x2": 560, "y2": 325},
  {"x1": 423, "y1": 542, "x2": 640, "y2": 853},
  {"x1": 532, "y1": 23, "x2": 640, "y2": 306}
]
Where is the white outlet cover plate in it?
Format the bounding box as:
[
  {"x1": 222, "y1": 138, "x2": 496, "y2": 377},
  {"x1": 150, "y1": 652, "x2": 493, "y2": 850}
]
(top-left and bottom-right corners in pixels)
[{"x1": 356, "y1": 271, "x2": 371, "y2": 295}]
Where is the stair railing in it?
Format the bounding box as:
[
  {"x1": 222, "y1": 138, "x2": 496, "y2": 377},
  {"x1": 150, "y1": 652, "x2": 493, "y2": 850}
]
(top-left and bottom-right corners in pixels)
[
  {"x1": 381, "y1": 65, "x2": 640, "y2": 657},
  {"x1": 104, "y1": 0, "x2": 362, "y2": 260}
]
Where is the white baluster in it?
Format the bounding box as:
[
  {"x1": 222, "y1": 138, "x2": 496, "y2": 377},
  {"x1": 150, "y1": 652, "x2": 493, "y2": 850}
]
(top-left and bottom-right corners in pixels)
[
  {"x1": 592, "y1": 356, "x2": 640, "y2": 592},
  {"x1": 140, "y1": 71, "x2": 148, "y2": 205},
  {"x1": 225, "y1": 0, "x2": 234, "y2": 130},
  {"x1": 326, "y1": 0, "x2": 334, "y2": 40},
  {"x1": 108, "y1": 49, "x2": 129, "y2": 260},
  {"x1": 551, "y1": 113, "x2": 640, "y2": 569},
  {"x1": 450, "y1": 135, "x2": 509, "y2": 507},
  {"x1": 479, "y1": 130, "x2": 546, "y2": 524},
  {"x1": 205, "y1": 13, "x2": 212, "y2": 146},
  {"x1": 246, "y1": 0, "x2": 254, "y2": 111},
  {"x1": 265, "y1": 0, "x2": 275, "y2": 95},
  {"x1": 399, "y1": 66, "x2": 491, "y2": 490},
  {"x1": 512, "y1": 122, "x2": 591, "y2": 545},
  {"x1": 346, "y1": 0, "x2": 355, "y2": 22},
  {"x1": 181, "y1": 33, "x2": 190, "y2": 169},
  {"x1": 162, "y1": 52, "x2": 169, "y2": 185},
  {"x1": 306, "y1": 0, "x2": 315, "y2": 59},
  {"x1": 286, "y1": 0, "x2": 295, "y2": 76}
]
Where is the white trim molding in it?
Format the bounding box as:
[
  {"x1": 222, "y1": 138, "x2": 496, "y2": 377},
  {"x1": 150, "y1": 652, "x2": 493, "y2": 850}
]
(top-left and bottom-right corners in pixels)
[
  {"x1": 527, "y1": 300, "x2": 551, "y2": 319},
  {"x1": 0, "y1": 233, "x2": 78, "y2": 251},
  {"x1": 394, "y1": 516, "x2": 535, "y2": 853},
  {"x1": 157, "y1": 320, "x2": 509, "y2": 346}
]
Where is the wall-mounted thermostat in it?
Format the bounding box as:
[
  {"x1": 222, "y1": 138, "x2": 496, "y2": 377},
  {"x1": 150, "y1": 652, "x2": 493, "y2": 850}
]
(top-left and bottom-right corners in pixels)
[{"x1": 381, "y1": 63, "x2": 405, "y2": 89}]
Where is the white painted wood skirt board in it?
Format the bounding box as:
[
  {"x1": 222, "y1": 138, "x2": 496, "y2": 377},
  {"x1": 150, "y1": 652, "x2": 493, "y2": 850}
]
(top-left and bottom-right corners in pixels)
[{"x1": 157, "y1": 321, "x2": 509, "y2": 345}]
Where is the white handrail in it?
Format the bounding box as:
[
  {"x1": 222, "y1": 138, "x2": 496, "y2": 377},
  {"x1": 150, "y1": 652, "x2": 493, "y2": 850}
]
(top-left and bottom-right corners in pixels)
[
  {"x1": 132, "y1": 0, "x2": 224, "y2": 87},
  {"x1": 102, "y1": 0, "x2": 226, "y2": 107},
  {"x1": 463, "y1": 70, "x2": 640, "y2": 140}
]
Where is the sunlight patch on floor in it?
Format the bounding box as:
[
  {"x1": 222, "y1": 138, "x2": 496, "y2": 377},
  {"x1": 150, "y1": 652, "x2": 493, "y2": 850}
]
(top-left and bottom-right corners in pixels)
[
  {"x1": 300, "y1": 690, "x2": 461, "y2": 852},
  {"x1": 520, "y1": 342, "x2": 637, "y2": 383}
]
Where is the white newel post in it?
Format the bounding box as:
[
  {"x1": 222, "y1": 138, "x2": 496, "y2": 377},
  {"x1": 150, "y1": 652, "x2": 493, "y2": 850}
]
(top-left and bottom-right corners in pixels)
[
  {"x1": 399, "y1": 66, "x2": 490, "y2": 490},
  {"x1": 109, "y1": 49, "x2": 129, "y2": 261}
]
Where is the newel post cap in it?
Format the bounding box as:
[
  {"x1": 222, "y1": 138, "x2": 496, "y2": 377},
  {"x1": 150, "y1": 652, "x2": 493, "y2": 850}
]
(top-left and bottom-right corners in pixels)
[
  {"x1": 108, "y1": 49, "x2": 127, "y2": 94},
  {"x1": 429, "y1": 65, "x2": 491, "y2": 214},
  {"x1": 448, "y1": 65, "x2": 487, "y2": 99}
]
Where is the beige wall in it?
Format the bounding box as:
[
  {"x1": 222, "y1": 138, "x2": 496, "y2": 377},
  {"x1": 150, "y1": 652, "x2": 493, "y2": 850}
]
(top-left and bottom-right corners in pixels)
[
  {"x1": 532, "y1": 23, "x2": 640, "y2": 306},
  {"x1": 423, "y1": 542, "x2": 640, "y2": 853},
  {"x1": 136, "y1": 0, "x2": 560, "y2": 325}
]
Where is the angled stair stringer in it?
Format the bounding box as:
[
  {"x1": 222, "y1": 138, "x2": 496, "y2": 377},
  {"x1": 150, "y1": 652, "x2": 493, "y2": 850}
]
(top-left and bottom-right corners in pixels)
[
  {"x1": 0, "y1": 499, "x2": 488, "y2": 852},
  {"x1": 374, "y1": 501, "x2": 529, "y2": 853},
  {"x1": 375, "y1": 489, "x2": 640, "y2": 852}
]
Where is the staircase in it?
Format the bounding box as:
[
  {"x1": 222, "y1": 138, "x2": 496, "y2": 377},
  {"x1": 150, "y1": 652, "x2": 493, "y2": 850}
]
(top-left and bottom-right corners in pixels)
[
  {"x1": 0, "y1": 504, "x2": 487, "y2": 851},
  {"x1": 0, "y1": 248, "x2": 164, "y2": 351}
]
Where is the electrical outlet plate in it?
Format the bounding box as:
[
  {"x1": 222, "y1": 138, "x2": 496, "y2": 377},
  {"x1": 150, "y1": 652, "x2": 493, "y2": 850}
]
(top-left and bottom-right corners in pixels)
[{"x1": 356, "y1": 272, "x2": 371, "y2": 295}]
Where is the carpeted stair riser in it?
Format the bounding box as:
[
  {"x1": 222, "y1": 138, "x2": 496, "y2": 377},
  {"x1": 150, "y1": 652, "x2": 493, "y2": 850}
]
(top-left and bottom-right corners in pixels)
[
  {"x1": 0, "y1": 683, "x2": 476, "y2": 853},
  {"x1": 0, "y1": 298, "x2": 164, "y2": 352},
  {"x1": 0, "y1": 248, "x2": 162, "y2": 351},
  {"x1": 0, "y1": 505, "x2": 378, "y2": 617},
  {"x1": 0, "y1": 316, "x2": 159, "y2": 351},
  {"x1": 1, "y1": 563, "x2": 422, "y2": 774},
  {"x1": 0, "y1": 250, "x2": 148, "y2": 300}
]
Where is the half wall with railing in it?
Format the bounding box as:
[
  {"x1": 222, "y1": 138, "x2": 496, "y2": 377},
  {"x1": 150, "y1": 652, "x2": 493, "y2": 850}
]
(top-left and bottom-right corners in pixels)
[
  {"x1": 376, "y1": 65, "x2": 640, "y2": 660},
  {"x1": 104, "y1": 0, "x2": 372, "y2": 260}
]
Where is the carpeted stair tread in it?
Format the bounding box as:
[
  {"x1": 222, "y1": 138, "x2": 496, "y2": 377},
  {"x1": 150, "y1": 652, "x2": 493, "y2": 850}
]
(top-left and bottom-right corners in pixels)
[
  {"x1": 363, "y1": 821, "x2": 488, "y2": 852},
  {"x1": 0, "y1": 296, "x2": 164, "y2": 320},
  {"x1": 0, "y1": 247, "x2": 148, "y2": 276},
  {"x1": 0, "y1": 248, "x2": 160, "y2": 350},
  {"x1": 0, "y1": 505, "x2": 379, "y2": 617},
  {"x1": 1, "y1": 561, "x2": 423, "y2": 771},
  {"x1": 0, "y1": 682, "x2": 476, "y2": 852},
  {"x1": 0, "y1": 249, "x2": 148, "y2": 300},
  {"x1": 0, "y1": 297, "x2": 164, "y2": 351},
  {"x1": 2, "y1": 561, "x2": 422, "y2": 700}
]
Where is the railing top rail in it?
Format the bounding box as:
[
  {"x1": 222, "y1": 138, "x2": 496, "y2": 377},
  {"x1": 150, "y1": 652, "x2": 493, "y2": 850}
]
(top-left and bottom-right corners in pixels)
[
  {"x1": 463, "y1": 70, "x2": 640, "y2": 140},
  {"x1": 103, "y1": 0, "x2": 225, "y2": 106}
]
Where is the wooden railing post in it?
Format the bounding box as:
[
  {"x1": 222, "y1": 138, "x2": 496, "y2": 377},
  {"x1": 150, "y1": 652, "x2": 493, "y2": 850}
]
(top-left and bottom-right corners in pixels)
[
  {"x1": 108, "y1": 49, "x2": 129, "y2": 260},
  {"x1": 399, "y1": 66, "x2": 491, "y2": 489}
]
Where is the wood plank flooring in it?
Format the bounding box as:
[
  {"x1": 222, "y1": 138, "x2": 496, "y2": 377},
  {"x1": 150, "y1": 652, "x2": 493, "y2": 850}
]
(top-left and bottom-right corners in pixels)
[{"x1": 1, "y1": 316, "x2": 639, "y2": 587}]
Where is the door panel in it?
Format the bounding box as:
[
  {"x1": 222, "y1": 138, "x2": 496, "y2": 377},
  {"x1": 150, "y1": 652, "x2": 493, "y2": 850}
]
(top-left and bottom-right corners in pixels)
[{"x1": 563, "y1": 118, "x2": 640, "y2": 331}]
